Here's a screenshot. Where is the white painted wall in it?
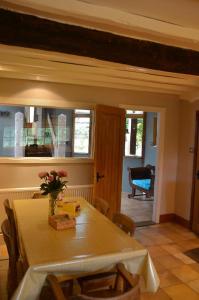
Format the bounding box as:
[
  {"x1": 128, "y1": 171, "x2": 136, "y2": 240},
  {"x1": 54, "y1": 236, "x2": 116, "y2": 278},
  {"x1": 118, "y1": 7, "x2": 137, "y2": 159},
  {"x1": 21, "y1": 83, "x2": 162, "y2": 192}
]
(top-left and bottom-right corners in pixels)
[
  {"x1": 175, "y1": 100, "x2": 199, "y2": 221},
  {"x1": 144, "y1": 112, "x2": 157, "y2": 166},
  {"x1": 0, "y1": 78, "x2": 180, "y2": 217}
]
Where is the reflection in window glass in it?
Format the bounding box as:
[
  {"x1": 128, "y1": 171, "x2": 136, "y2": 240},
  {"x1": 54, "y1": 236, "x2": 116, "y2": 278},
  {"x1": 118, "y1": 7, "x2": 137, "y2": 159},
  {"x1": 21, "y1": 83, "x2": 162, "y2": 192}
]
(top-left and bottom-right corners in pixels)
[
  {"x1": 0, "y1": 105, "x2": 92, "y2": 158},
  {"x1": 74, "y1": 117, "x2": 90, "y2": 154}
]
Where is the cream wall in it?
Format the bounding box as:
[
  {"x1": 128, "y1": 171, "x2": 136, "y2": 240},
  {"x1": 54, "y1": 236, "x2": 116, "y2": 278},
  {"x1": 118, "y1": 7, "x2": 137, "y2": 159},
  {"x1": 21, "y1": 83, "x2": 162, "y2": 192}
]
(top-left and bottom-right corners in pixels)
[
  {"x1": 0, "y1": 78, "x2": 180, "y2": 216},
  {"x1": 0, "y1": 163, "x2": 93, "y2": 188},
  {"x1": 175, "y1": 100, "x2": 199, "y2": 221}
]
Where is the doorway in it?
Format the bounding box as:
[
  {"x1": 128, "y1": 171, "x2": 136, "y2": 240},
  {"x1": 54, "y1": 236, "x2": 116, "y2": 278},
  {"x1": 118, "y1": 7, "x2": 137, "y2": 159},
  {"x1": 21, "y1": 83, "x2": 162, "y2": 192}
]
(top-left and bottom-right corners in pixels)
[
  {"x1": 120, "y1": 107, "x2": 163, "y2": 226},
  {"x1": 191, "y1": 111, "x2": 199, "y2": 234}
]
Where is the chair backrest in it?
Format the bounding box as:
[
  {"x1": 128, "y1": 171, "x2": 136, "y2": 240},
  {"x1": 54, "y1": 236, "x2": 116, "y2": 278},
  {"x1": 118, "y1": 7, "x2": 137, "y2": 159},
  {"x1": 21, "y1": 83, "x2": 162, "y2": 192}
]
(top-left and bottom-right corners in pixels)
[
  {"x1": 4, "y1": 199, "x2": 14, "y2": 224},
  {"x1": 47, "y1": 263, "x2": 140, "y2": 300},
  {"x1": 94, "y1": 197, "x2": 109, "y2": 216},
  {"x1": 79, "y1": 263, "x2": 140, "y2": 300},
  {"x1": 112, "y1": 213, "x2": 136, "y2": 236},
  {"x1": 128, "y1": 167, "x2": 152, "y2": 180},
  {"x1": 32, "y1": 192, "x2": 46, "y2": 199},
  {"x1": 145, "y1": 164, "x2": 155, "y2": 176},
  {"x1": 1, "y1": 219, "x2": 17, "y2": 265},
  {"x1": 1, "y1": 219, "x2": 18, "y2": 298},
  {"x1": 3, "y1": 199, "x2": 19, "y2": 259}
]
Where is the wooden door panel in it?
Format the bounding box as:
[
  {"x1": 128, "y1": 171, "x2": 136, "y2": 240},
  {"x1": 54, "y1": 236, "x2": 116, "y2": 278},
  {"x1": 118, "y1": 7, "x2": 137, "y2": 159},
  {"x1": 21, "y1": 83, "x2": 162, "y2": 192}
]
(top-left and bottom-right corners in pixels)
[
  {"x1": 94, "y1": 105, "x2": 125, "y2": 217},
  {"x1": 192, "y1": 112, "x2": 199, "y2": 233}
]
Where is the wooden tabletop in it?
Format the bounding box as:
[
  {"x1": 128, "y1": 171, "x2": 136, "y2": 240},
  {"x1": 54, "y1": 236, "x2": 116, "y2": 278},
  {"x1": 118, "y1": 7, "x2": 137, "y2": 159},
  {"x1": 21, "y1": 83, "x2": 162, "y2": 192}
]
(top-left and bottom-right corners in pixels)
[{"x1": 13, "y1": 197, "x2": 144, "y2": 267}]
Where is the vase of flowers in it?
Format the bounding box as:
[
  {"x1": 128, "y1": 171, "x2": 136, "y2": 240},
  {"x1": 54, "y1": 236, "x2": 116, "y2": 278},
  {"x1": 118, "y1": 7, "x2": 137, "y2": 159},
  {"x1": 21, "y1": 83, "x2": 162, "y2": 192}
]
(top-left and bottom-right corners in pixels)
[{"x1": 38, "y1": 170, "x2": 67, "y2": 216}]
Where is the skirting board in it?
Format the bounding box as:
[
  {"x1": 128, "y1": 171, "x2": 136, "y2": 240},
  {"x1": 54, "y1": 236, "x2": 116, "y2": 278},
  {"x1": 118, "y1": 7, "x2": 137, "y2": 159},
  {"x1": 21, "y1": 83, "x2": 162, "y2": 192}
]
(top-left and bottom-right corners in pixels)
[
  {"x1": 160, "y1": 213, "x2": 190, "y2": 228},
  {"x1": 159, "y1": 213, "x2": 175, "y2": 223},
  {"x1": 174, "y1": 214, "x2": 190, "y2": 229}
]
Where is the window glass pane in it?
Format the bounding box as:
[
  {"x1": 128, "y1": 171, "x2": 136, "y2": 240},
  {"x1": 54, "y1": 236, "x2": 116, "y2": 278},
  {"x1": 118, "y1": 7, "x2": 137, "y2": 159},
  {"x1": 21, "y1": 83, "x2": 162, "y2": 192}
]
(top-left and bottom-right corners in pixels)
[
  {"x1": 75, "y1": 109, "x2": 90, "y2": 115},
  {"x1": 125, "y1": 118, "x2": 131, "y2": 156},
  {"x1": 126, "y1": 110, "x2": 143, "y2": 115},
  {"x1": 74, "y1": 117, "x2": 90, "y2": 154},
  {"x1": 136, "y1": 118, "x2": 144, "y2": 156},
  {"x1": 125, "y1": 117, "x2": 143, "y2": 157},
  {"x1": 0, "y1": 105, "x2": 92, "y2": 158}
]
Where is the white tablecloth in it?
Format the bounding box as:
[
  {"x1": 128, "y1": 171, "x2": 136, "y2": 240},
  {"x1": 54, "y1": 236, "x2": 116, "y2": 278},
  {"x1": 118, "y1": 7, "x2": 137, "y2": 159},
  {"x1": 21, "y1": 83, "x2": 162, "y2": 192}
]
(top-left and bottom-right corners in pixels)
[{"x1": 12, "y1": 198, "x2": 159, "y2": 299}]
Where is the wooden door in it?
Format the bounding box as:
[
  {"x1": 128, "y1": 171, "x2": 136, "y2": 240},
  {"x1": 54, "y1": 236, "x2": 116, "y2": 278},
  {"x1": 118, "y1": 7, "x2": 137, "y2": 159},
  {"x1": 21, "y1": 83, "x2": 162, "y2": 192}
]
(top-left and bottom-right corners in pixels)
[
  {"x1": 191, "y1": 112, "x2": 199, "y2": 233},
  {"x1": 190, "y1": 111, "x2": 199, "y2": 234},
  {"x1": 94, "y1": 105, "x2": 125, "y2": 217}
]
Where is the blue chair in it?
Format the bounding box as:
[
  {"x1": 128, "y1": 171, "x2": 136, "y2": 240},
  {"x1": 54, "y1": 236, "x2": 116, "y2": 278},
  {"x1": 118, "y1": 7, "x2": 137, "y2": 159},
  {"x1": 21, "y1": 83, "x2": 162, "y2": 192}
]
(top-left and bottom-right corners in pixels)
[{"x1": 128, "y1": 165, "x2": 155, "y2": 198}]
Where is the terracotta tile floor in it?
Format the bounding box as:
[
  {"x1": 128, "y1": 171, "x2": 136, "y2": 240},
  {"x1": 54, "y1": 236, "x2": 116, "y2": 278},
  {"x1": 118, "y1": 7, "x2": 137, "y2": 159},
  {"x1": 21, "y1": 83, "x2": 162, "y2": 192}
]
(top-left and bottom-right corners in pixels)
[
  {"x1": 136, "y1": 223, "x2": 199, "y2": 299},
  {"x1": 121, "y1": 192, "x2": 153, "y2": 223},
  {"x1": 1, "y1": 223, "x2": 199, "y2": 299}
]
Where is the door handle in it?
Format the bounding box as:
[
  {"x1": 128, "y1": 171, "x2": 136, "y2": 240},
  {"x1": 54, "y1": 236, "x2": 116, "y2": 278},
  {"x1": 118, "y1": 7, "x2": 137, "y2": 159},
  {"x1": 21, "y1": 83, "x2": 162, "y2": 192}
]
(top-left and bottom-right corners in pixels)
[
  {"x1": 197, "y1": 170, "x2": 199, "y2": 179},
  {"x1": 96, "y1": 172, "x2": 104, "y2": 182}
]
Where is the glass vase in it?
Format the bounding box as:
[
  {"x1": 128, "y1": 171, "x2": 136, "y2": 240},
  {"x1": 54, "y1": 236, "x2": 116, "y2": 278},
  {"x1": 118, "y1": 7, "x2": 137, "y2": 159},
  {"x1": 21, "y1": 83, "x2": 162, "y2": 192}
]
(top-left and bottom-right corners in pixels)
[{"x1": 49, "y1": 191, "x2": 60, "y2": 216}]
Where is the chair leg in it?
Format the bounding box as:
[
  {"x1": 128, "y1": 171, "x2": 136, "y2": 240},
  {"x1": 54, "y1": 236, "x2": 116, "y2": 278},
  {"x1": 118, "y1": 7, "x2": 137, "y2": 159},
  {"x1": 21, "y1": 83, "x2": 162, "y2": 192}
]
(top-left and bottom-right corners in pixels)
[
  {"x1": 146, "y1": 191, "x2": 152, "y2": 198},
  {"x1": 7, "y1": 268, "x2": 18, "y2": 299},
  {"x1": 128, "y1": 187, "x2": 136, "y2": 199}
]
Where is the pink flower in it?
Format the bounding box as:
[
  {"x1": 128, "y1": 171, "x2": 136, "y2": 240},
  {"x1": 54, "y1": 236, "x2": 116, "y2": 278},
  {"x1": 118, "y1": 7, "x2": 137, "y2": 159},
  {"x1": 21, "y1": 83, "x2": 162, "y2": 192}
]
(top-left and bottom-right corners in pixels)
[
  {"x1": 38, "y1": 172, "x2": 48, "y2": 179},
  {"x1": 57, "y1": 170, "x2": 67, "y2": 177},
  {"x1": 48, "y1": 175, "x2": 54, "y2": 182}
]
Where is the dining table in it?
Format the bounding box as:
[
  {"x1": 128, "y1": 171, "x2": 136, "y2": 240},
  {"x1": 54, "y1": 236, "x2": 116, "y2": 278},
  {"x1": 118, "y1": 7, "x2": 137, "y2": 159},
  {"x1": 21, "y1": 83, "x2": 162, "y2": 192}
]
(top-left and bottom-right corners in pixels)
[{"x1": 12, "y1": 197, "x2": 159, "y2": 300}]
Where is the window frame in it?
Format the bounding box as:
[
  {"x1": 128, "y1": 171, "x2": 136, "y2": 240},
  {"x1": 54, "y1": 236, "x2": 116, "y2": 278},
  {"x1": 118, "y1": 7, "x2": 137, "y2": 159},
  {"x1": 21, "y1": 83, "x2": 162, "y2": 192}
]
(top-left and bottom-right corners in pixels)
[
  {"x1": 125, "y1": 112, "x2": 146, "y2": 159},
  {"x1": 0, "y1": 103, "x2": 94, "y2": 164},
  {"x1": 152, "y1": 115, "x2": 158, "y2": 147}
]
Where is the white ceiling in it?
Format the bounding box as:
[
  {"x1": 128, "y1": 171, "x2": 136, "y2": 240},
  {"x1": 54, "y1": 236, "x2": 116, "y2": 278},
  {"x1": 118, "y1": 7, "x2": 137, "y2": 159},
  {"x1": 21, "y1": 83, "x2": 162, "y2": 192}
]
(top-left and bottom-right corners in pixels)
[
  {"x1": 3, "y1": 0, "x2": 199, "y2": 28},
  {"x1": 1, "y1": 0, "x2": 199, "y2": 101},
  {"x1": 2, "y1": 0, "x2": 199, "y2": 50},
  {"x1": 83, "y1": 0, "x2": 199, "y2": 29},
  {"x1": 0, "y1": 44, "x2": 199, "y2": 102}
]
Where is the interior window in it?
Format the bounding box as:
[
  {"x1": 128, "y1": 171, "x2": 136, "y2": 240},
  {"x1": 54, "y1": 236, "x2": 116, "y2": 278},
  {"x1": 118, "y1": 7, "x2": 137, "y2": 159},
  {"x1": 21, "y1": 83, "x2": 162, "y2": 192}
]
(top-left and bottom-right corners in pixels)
[
  {"x1": 0, "y1": 105, "x2": 93, "y2": 158},
  {"x1": 73, "y1": 110, "x2": 91, "y2": 156},
  {"x1": 125, "y1": 111, "x2": 145, "y2": 157}
]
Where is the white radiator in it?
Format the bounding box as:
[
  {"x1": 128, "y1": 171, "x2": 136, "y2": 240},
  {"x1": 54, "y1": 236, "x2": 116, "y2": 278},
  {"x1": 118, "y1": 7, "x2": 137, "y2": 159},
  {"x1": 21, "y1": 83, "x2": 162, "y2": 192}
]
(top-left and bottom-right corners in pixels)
[{"x1": 0, "y1": 185, "x2": 94, "y2": 225}]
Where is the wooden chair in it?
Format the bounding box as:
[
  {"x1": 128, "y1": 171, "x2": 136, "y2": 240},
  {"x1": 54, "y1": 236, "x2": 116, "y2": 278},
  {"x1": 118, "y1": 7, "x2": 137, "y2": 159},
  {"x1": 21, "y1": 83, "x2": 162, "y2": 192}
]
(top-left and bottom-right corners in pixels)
[
  {"x1": 112, "y1": 213, "x2": 136, "y2": 236},
  {"x1": 128, "y1": 164, "x2": 155, "y2": 198},
  {"x1": 32, "y1": 192, "x2": 46, "y2": 199},
  {"x1": 40, "y1": 278, "x2": 73, "y2": 300},
  {"x1": 3, "y1": 199, "x2": 19, "y2": 260},
  {"x1": 46, "y1": 263, "x2": 140, "y2": 300},
  {"x1": 93, "y1": 197, "x2": 109, "y2": 216},
  {"x1": 1, "y1": 219, "x2": 20, "y2": 299}
]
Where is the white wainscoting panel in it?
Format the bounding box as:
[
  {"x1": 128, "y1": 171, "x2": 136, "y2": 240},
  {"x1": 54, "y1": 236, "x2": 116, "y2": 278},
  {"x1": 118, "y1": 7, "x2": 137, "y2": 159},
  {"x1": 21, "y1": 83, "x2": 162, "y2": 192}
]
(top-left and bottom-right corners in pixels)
[{"x1": 0, "y1": 185, "x2": 94, "y2": 225}]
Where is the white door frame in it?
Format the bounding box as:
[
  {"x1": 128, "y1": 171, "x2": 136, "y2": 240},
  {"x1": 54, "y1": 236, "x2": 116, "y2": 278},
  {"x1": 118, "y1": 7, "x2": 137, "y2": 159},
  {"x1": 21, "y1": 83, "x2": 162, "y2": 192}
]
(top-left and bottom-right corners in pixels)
[{"x1": 120, "y1": 104, "x2": 166, "y2": 223}]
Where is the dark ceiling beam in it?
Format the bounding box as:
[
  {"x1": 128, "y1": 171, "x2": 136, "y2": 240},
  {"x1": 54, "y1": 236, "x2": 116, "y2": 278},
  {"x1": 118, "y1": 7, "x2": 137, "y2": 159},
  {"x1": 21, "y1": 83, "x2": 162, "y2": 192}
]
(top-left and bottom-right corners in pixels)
[{"x1": 0, "y1": 8, "x2": 199, "y2": 76}]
